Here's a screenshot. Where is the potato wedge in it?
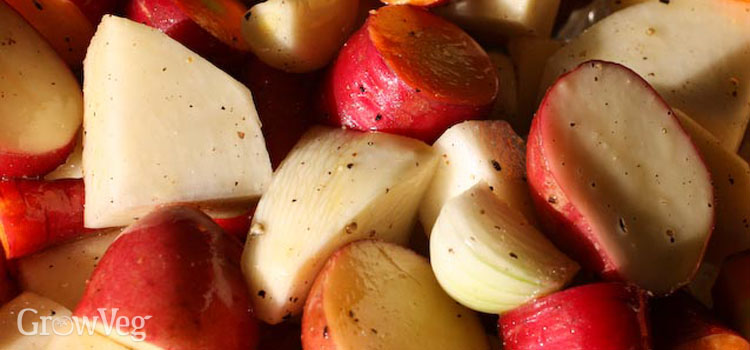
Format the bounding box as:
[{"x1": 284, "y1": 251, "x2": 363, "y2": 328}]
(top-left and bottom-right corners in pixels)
[
  {"x1": 241, "y1": 0, "x2": 358, "y2": 72},
  {"x1": 83, "y1": 16, "x2": 272, "y2": 228}
]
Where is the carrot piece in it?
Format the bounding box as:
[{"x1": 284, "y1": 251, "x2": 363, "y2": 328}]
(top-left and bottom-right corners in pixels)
[
  {"x1": 0, "y1": 179, "x2": 90, "y2": 259},
  {"x1": 173, "y1": 0, "x2": 250, "y2": 51},
  {"x1": 369, "y1": 5, "x2": 497, "y2": 106}
]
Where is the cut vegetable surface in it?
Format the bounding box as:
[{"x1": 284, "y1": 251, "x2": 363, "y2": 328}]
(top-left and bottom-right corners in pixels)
[
  {"x1": 4, "y1": 0, "x2": 95, "y2": 67},
  {"x1": 527, "y1": 60, "x2": 714, "y2": 294},
  {"x1": 44, "y1": 332, "x2": 130, "y2": 350},
  {"x1": 83, "y1": 16, "x2": 272, "y2": 229},
  {"x1": 17, "y1": 229, "x2": 120, "y2": 310},
  {"x1": 420, "y1": 120, "x2": 536, "y2": 233},
  {"x1": 241, "y1": 0, "x2": 359, "y2": 72},
  {"x1": 0, "y1": 179, "x2": 88, "y2": 259},
  {"x1": 126, "y1": 0, "x2": 246, "y2": 70},
  {"x1": 0, "y1": 292, "x2": 72, "y2": 350},
  {"x1": 674, "y1": 110, "x2": 750, "y2": 305},
  {"x1": 430, "y1": 184, "x2": 579, "y2": 313},
  {"x1": 302, "y1": 240, "x2": 489, "y2": 350},
  {"x1": 75, "y1": 206, "x2": 259, "y2": 350},
  {"x1": 500, "y1": 283, "x2": 651, "y2": 350},
  {"x1": 0, "y1": 1, "x2": 82, "y2": 178},
  {"x1": 242, "y1": 126, "x2": 437, "y2": 324},
  {"x1": 540, "y1": 0, "x2": 750, "y2": 151},
  {"x1": 44, "y1": 132, "x2": 83, "y2": 181},
  {"x1": 434, "y1": 0, "x2": 561, "y2": 40},
  {"x1": 321, "y1": 5, "x2": 498, "y2": 143},
  {"x1": 174, "y1": 0, "x2": 250, "y2": 51}
]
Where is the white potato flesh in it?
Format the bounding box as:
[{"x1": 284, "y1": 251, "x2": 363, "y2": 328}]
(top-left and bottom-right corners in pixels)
[
  {"x1": 318, "y1": 241, "x2": 489, "y2": 350},
  {"x1": 507, "y1": 37, "x2": 562, "y2": 133},
  {"x1": 541, "y1": 61, "x2": 713, "y2": 294},
  {"x1": 430, "y1": 184, "x2": 579, "y2": 313},
  {"x1": 243, "y1": 127, "x2": 437, "y2": 324},
  {"x1": 435, "y1": 0, "x2": 560, "y2": 40},
  {"x1": 45, "y1": 131, "x2": 83, "y2": 180},
  {"x1": 540, "y1": 0, "x2": 750, "y2": 151},
  {"x1": 0, "y1": 1, "x2": 81, "y2": 154},
  {"x1": 44, "y1": 332, "x2": 129, "y2": 350},
  {"x1": 83, "y1": 16, "x2": 272, "y2": 228},
  {"x1": 241, "y1": 0, "x2": 358, "y2": 73},
  {"x1": 17, "y1": 229, "x2": 121, "y2": 310},
  {"x1": 0, "y1": 293, "x2": 72, "y2": 350},
  {"x1": 420, "y1": 120, "x2": 535, "y2": 234}
]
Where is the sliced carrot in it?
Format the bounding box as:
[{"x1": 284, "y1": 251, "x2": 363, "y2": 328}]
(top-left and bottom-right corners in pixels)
[
  {"x1": 368, "y1": 5, "x2": 497, "y2": 106},
  {"x1": 4, "y1": 0, "x2": 95, "y2": 68},
  {"x1": 174, "y1": 0, "x2": 250, "y2": 51}
]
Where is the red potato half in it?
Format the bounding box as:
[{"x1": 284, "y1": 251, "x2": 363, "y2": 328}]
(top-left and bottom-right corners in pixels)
[
  {"x1": 500, "y1": 283, "x2": 651, "y2": 350},
  {"x1": 0, "y1": 179, "x2": 88, "y2": 259},
  {"x1": 527, "y1": 60, "x2": 714, "y2": 294},
  {"x1": 74, "y1": 206, "x2": 259, "y2": 350},
  {"x1": 4, "y1": 0, "x2": 94, "y2": 68},
  {"x1": 0, "y1": 1, "x2": 82, "y2": 178},
  {"x1": 652, "y1": 292, "x2": 750, "y2": 350},
  {"x1": 321, "y1": 5, "x2": 498, "y2": 143},
  {"x1": 302, "y1": 240, "x2": 489, "y2": 350},
  {"x1": 713, "y1": 251, "x2": 750, "y2": 340},
  {"x1": 125, "y1": 0, "x2": 246, "y2": 70}
]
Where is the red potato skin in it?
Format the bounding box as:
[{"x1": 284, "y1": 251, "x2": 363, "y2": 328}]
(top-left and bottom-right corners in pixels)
[
  {"x1": 3, "y1": 0, "x2": 95, "y2": 68},
  {"x1": 713, "y1": 251, "x2": 750, "y2": 340},
  {"x1": 241, "y1": 57, "x2": 318, "y2": 168},
  {"x1": 0, "y1": 136, "x2": 76, "y2": 179},
  {"x1": 125, "y1": 0, "x2": 247, "y2": 72},
  {"x1": 320, "y1": 5, "x2": 498, "y2": 143},
  {"x1": 525, "y1": 60, "x2": 712, "y2": 288},
  {"x1": 74, "y1": 206, "x2": 259, "y2": 350},
  {"x1": 499, "y1": 283, "x2": 652, "y2": 350},
  {"x1": 526, "y1": 111, "x2": 614, "y2": 276},
  {"x1": 652, "y1": 292, "x2": 750, "y2": 350},
  {"x1": 0, "y1": 179, "x2": 90, "y2": 259}
]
